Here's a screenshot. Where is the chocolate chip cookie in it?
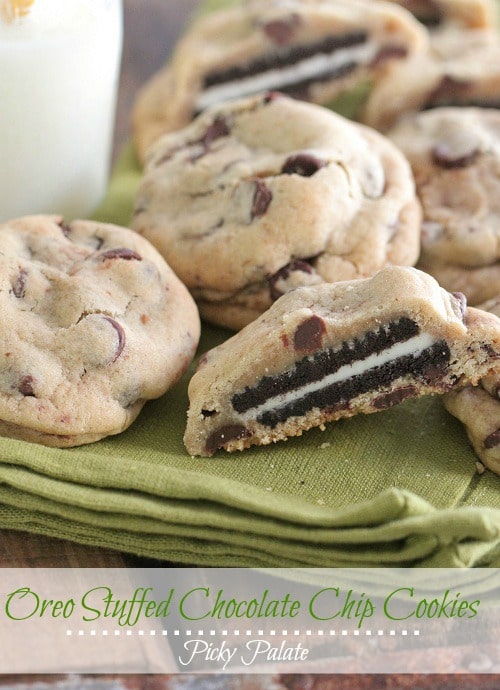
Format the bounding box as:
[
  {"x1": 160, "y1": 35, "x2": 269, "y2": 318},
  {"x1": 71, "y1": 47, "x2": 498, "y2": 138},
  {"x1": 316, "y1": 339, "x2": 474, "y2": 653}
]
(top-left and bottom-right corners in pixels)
[
  {"x1": 184, "y1": 266, "x2": 500, "y2": 456},
  {"x1": 444, "y1": 296, "x2": 500, "y2": 474},
  {"x1": 132, "y1": 0, "x2": 426, "y2": 163},
  {"x1": 388, "y1": 107, "x2": 500, "y2": 305},
  {"x1": 133, "y1": 93, "x2": 421, "y2": 330},
  {"x1": 0, "y1": 215, "x2": 200, "y2": 447},
  {"x1": 363, "y1": 27, "x2": 500, "y2": 131}
]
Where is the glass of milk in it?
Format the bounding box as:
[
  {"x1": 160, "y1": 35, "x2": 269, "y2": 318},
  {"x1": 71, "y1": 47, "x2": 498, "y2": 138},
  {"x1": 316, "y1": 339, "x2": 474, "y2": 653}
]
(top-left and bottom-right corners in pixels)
[{"x1": 0, "y1": 0, "x2": 123, "y2": 222}]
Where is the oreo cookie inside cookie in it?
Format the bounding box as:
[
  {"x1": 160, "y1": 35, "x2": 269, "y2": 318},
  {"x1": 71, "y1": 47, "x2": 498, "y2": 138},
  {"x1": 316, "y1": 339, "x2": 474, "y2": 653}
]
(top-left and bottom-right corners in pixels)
[
  {"x1": 231, "y1": 318, "x2": 450, "y2": 430},
  {"x1": 184, "y1": 267, "x2": 500, "y2": 456},
  {"x1": 195, "y1": 31, "x2": 406, "y2": 114}
]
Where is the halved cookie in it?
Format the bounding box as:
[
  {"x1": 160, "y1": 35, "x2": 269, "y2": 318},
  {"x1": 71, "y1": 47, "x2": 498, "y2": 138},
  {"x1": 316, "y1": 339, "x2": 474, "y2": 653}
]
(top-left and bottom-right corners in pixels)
[{"x1": 184, "y1": 266, "x2": 500, "y2": 456}]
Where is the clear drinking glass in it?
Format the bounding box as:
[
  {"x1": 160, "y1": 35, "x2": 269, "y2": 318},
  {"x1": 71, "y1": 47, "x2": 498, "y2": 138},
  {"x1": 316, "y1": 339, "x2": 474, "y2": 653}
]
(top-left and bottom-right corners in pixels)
[{"x1": 0, "y1": 0, "x2": 123, "y2": 222}]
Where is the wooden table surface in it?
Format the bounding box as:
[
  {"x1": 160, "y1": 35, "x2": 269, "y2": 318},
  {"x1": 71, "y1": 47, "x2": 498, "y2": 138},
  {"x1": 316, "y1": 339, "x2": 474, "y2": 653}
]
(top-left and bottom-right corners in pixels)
[{"x1": 0, "y1": 2, "x2": 498, "y2": 687}]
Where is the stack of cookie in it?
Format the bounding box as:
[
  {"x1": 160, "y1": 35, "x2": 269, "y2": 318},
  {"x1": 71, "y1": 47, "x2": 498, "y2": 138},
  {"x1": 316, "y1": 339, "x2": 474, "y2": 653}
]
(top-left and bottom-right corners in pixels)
[
  {"x1": 183, "y1": 266, "x2": 499, "y2": 457},
  {"x1": 132, "y1": 0, "x2": 500, "y2": 156},
  {"x1": 129, "y1": 0, "x2": 499, "y2": 466},
  {"x1": 0, "y1": 0, "x2": 498, "y2": 474},
  {"x1": 132, "y1": 0, "x2": 500, "y2": 318}
]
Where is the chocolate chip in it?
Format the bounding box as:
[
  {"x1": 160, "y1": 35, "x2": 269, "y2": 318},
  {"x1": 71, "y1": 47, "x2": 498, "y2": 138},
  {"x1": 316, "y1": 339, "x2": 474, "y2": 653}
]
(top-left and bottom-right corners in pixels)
[
  {"x1": 404, "y1": 0, "x2": 442, "y2": 27},
  {"x1": 324, "y1": 401, "x2": 350, "y2": 415},
  {"x1": 58, "y1": 221, "x2": 72, "y2": 237},
  {"x1": 201, "y1": 409, "x2": 217, "y2": 418},
  {"x1": 94, "y1": 236, "x2": 104, "y2": 250},
  {"x1": 485, "y1": 429, "x2": 500, "y2": 449},
  {"x1": 19, "y1": 376, "x2": 35, "y2": 397},
  {"x1": 205, "y1": 424, "x2": 251, "y2": 455},
  {"x1": 197, "y1": 354, "x2": 209, "y2": 370},
  {"x1": 373, "y1": 385, "x2": 418, "y2": 410},
  {"x1": 262, "y1": 14, "x2": 301, "y2": 45},
  {"x1": 294, "y1": 315, "x2": 326, "y2": 353},
  {"x1": 268, "y1": 260, "x2": 314, "y2": 301},
  {"x1": 103, "y1": 317, "x2": 126, "y2": 362},
  {"x1": 418, "y1": 356, "x2": 450, "y2": 385},
  {"x1": 370, "y1": 45, "x2": 408, "y2": 67},
  {"x1": 200, "y1": 116, "x2": 230, "y2": 147},
  {"x1": 282, "y1": 154, "x2": 325, "y2": 177},
  {"x1": 452, "y1": 292, "x2": 467, "y2": 321},
  {"x1": 431, "y1": 119, "x2": 481, "y2": 170},
  {"x1": 12, "y1": 269, "x2": 27, "y2": 299},
  {"x1": 251, "y1": 180, "x2": 273, "y2": 219},
  {"x1": 427, "y1": 75, "x2": 472, "y2": 106},
  {"x1": 99, "y1": 248, "x2": 142, "y2": 261}
]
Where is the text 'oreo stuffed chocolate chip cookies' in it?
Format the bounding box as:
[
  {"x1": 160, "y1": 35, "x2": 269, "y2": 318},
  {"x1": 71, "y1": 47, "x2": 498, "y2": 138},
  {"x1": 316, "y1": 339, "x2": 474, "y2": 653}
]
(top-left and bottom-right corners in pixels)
[
  {"x1": 133, "y1": 93, "x2": 421, "y2": 330},
  {"x1": 184, "y1": 266, "x2": 500, "y2": 457},
  {"x1": 132, "y1": 0, "x2": 427, "y2": 163},
  {"x1": 0, "y1": 216, "x2": 200, "y2": 447}
]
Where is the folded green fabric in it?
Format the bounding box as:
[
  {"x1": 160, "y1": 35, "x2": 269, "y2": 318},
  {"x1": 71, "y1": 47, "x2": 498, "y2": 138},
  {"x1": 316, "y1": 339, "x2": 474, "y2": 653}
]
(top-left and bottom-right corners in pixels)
[{"x1": 0, "y1": 142, "x2": 498, "y2": 567}]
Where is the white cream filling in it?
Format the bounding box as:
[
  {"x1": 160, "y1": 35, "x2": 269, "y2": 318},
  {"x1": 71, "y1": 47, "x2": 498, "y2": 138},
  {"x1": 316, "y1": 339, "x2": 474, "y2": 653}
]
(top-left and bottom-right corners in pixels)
[
  {"x1": 196, "y1": 41, "x2": 377, "y2": 112},
  {"x1": 241, "y1": 332, "x2": 436, "y2": 420}
]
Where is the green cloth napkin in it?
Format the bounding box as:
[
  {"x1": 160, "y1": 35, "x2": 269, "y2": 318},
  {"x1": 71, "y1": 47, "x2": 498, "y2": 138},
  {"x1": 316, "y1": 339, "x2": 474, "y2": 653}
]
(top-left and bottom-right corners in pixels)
[{"x1": 0, "y1": 144, "x2": 499, "y2": 567}]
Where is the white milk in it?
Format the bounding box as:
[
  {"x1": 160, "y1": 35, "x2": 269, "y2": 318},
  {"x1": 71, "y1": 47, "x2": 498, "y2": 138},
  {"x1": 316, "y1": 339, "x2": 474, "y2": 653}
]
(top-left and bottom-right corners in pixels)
[{"x1": 0, "y1": 0, "x2": 123, "y2": 221}]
